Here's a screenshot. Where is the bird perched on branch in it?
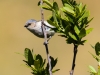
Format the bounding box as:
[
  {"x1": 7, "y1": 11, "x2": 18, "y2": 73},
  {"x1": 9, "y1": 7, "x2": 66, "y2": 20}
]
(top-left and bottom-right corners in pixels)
[{"x1": 24, "y1": 19, "x2": 55, "y2": 40}]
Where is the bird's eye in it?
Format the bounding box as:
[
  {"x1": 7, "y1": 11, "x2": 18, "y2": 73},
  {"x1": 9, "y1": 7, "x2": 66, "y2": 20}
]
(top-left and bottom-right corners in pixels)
[{"x1": 27, "y1": 23, "x2": 31, "y2": 25}]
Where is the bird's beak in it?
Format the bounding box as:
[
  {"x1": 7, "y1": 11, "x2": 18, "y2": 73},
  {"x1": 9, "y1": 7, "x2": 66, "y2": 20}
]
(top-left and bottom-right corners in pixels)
[
  {"x1": 24, "y1": 23, "x2": 31, "y2": 27},
  {"x1": 24, "y1": 24, "x2": 28, "y2": 27}
]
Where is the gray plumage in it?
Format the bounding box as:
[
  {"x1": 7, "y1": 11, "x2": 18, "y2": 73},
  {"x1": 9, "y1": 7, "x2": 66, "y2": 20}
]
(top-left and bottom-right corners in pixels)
[{"x1": 24, "y1": 19, "x2": 55, "y2": 38}]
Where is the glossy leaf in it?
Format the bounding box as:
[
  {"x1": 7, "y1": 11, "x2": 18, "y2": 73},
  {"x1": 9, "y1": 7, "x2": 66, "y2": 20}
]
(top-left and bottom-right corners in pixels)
[
  {"x1": 65, "y1": 13, "x2": 74, "y2": 24},
  {"x1": 52, "y1": 11, "x2": 59, "y2": 27},
  {"x1": 47, "y1": 20, "x2": 58, "y2": 27},
  {"x1": 89, "y1": 65, "x2": 97, "y2": 73},
  {"x1": 61, "y1": 18, "x2": 69, "y2": 28},
  {"x1": 51, "y1": 57, "x2": 58, "y2": 70},
  {"x1": 74, "y1": 25, "x2": 80, "y2": 35},
  {"x1": 43, "y1": 0, "x2": 53, "y2": 8},
  {"x1": 61, "y1": 0, "x2": 68, "y2": 5},
  {"x1": 79, "y1": 28, "x2": 86, "y2": 39},
  {"x1": 79, "y1": 10, "x2": 90, "y2": 22},
  {"x1": 36, "y1": 54, "x2": 43, "y2": 66},
  {"x1": 86, "y1": 17, "x2": 94, "y2": 25},
  {"x1": 42, "y1": 6, "x2": 52, "y2": 11},
  {"x1": 95, "y1": 42, "x2": 100, "y2": 56},
  {"x1": 68, "y1": 32, "x2": 77, "y2": 40},
  {"x1": 52, "y1": 69, "x2": 60, "y2": 73},
  {"x1": 78, "y1": 3, "x2": 83, "y2": 13},
  {"x1": 31, "y1": 65, "x2": 37, "y2": 71},
  {"x1": 24, "y1": 48, "x2": 34, "y2": 66},
  {"x1": 46, "y1": 56, "x2": 58, "y2": 70},
  {"x1": 53, "y1": 2, "x2": 59, "y2": 12},
  {"x1": 41, "y1": 59, "x2": 46, "y2": 68},
  {"x1": 61, "y1": 4, "x2": 75, "y2": 15},
  {"x1": 34, "y1": 59, "x2": 40, "y2": 69},
  {"x1": 86, "y1": 28, "x2": 93, "y2": 35}
]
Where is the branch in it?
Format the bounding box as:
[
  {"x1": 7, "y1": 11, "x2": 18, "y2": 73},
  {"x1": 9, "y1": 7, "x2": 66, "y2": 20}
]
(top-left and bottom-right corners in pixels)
[
  {"x1": 70, "y1": 44, "x2": 78, "y2": 75},
  {"x1": 40, "y1": 0, "x2": 52, "y2": 75}
]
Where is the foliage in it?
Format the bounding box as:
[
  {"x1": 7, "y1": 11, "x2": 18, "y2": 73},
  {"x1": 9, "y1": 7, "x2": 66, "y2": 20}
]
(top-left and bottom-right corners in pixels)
[
  {"x1": 23, "y1": 48, "x2": 59, "y2": 75},
  {"x1": 38, "y1": 0, "x2": 93, "y2": 46},
  {"x1": 89, "y1": 42, "x2": 100, "y2": 75},
  {"x1": 22, "y1": 0, "x2": 93, "y2": 75}
]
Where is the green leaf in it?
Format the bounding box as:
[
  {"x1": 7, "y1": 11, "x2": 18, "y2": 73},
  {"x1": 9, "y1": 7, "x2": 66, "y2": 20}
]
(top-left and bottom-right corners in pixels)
[
  {"x1": 49, "y1": 56, "x2": 58, "y2": 70},
  {"x1": 24, "y1": 48, "x2": 30, "y2": 60},
  {"x1": 61, "y1": 4, "x2": 75, "y2": 15},
  {"x1": 86, "y1": 17, "x2": 94, "y2": 25},
  {"x1": 65, "y1": 13, "x2": 74, "y2": 24},
  {"x1": 42, "y1": 6, "x2": 52, "y2": 11},
  {"x1": 82, "y1": 4, "x2": 86, "y2": 12},
  {"x1": 79, "y1": 40, "x2": 87, "y2": 45},
  {"x1": 31, "y1": 65, "x2": 37, "y2": 71},
  {"x1": 41, "y1": 59, "x2": 46, "y2": 68},
  {"x1": 43, "y1": 0, "x2": 53, "y2": 8},
  {"x1": 37, "y1": 1, "x2": 41, "y2": 6},
  {"x1": 95, "y1": 42, "x2": 100, "y2": 56},
  {"x1": 66, "y1": 37, "x2": 75, "y2": 44},
  {"x1": 79, "y1": 17, "x2": 88, "y2": 29},
  {"x1": 52, "y1": 69, "x2": 60, "y2": 73},
  {"x1": 24, "y1": 48, "x2": 34, "y2": 66},
  {"x1": 98, "y1": 68, "x2": 100, "y2": 75},
  {"x1": 89, "y1": 65, "x2": 97, "y2": 73},
  {"x1": 36, "y1": 54, "x2": 43, "y2": 66},
  {"x1": 74, "y1": 25, "x2": 80, "y2": 35},
  {"x1": 84, "y1": 10, "x2": 90, "y2": 18},
  {"x1": 86, "y1": 28, "x2": 93, "y2": 35},
  {"x1": 53, "y1": 2, "x2": 59, "y2": 12},
  {"x1": 53, "y1": 2, "x2": 61, "y2": 18},
  {"x1": 79, "y1": 10, "x2": 90, "y2": 22},
  {"x1": 47, "y1": 20, "x2": 57, "y2": 27},
  {"x1": 46, "y1": 56, "x2": 58, "y2": 71},
  {"x1": 61, "y1": 18, "x2": 69, "y2": 28},
  {"x1": 34, "y1": 59, "x2": 40, "y2": 69},
  {"x1": 89, "y1": 51, "x2": 100, "y2": 62},
  {"x1": 78, "y1": 3, "x2": 83, "y2": 13},
  {"x1": 65, "y1": 24, "x2": 70, "y2": 36},
  {"x1": 90, "y1": 44, "x2": 95, "y2": 49},
  {"x1": 68, "y1": 32, "x2": 77, "y2": 40},
  {"x1": 61, "y1": 0, "x2": 68, "y2": 5},
  {"x1": 79, "y1": 28, "x2": 86, "y2": 39},
  {"x1": 52, "y1": 11, "x2": 59, "y2": 27}
]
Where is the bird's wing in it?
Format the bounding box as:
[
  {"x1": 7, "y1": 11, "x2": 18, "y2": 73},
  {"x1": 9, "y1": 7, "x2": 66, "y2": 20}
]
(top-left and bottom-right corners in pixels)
[
  {"x1": 44, "y1": 21, "x2": 55, "y2": 28},
  {"x1": 37, "y1": 20, "x2": 55, "y2": 28}
]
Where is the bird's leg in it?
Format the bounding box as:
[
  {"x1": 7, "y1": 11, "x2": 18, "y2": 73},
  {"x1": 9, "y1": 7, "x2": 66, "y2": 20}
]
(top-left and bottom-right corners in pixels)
[
  {"x1": 43, "y1": 36, "x2": 51, "y2": 45},
  {"x1": 47, "y1": 36, "x2": 52, "y2": 42}
]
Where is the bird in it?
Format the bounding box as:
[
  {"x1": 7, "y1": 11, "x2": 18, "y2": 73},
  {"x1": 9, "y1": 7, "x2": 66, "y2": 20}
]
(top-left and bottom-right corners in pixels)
[{"x1": 24, "y1": 19, "x2": 55, "y2": 39}]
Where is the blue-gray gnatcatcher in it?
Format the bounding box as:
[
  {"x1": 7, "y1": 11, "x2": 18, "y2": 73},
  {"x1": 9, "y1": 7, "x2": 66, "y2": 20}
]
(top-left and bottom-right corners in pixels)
[{"x1": 24, "y1": 19, "x2": 55, "y2": 40}]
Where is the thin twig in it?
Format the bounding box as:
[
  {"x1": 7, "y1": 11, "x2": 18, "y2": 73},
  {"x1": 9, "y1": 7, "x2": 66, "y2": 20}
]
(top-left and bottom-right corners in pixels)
[
  {"x1": 40, "y1": 0, "x2": 52, "y2": 75},
  {"x1": 70, "y1": 44, "x2": 78, "y2": 75}
]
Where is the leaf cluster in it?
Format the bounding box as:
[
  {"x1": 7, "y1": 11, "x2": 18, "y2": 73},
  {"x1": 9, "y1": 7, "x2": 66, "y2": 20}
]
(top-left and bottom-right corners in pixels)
[
  {"x1": 39, "y1": 0, "x2": 93, "y2": 46},
  {"x1": 89, "y1": 42, "x2": 100, "y2": 75},
  {"x1": 23, "y1": 48, "x2": 59, "y2": 75}
]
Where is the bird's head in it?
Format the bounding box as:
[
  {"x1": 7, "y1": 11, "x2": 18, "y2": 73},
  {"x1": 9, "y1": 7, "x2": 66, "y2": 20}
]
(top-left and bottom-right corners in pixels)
[{"x1": 24, "y1": 19, "x2": 36, "y2": 27}]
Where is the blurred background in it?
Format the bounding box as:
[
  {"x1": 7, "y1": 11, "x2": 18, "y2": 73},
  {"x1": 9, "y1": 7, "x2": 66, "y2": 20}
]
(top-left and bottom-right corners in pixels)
[{"x1": 0, "y1": 0, "x2": 99, "y2": 75}]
